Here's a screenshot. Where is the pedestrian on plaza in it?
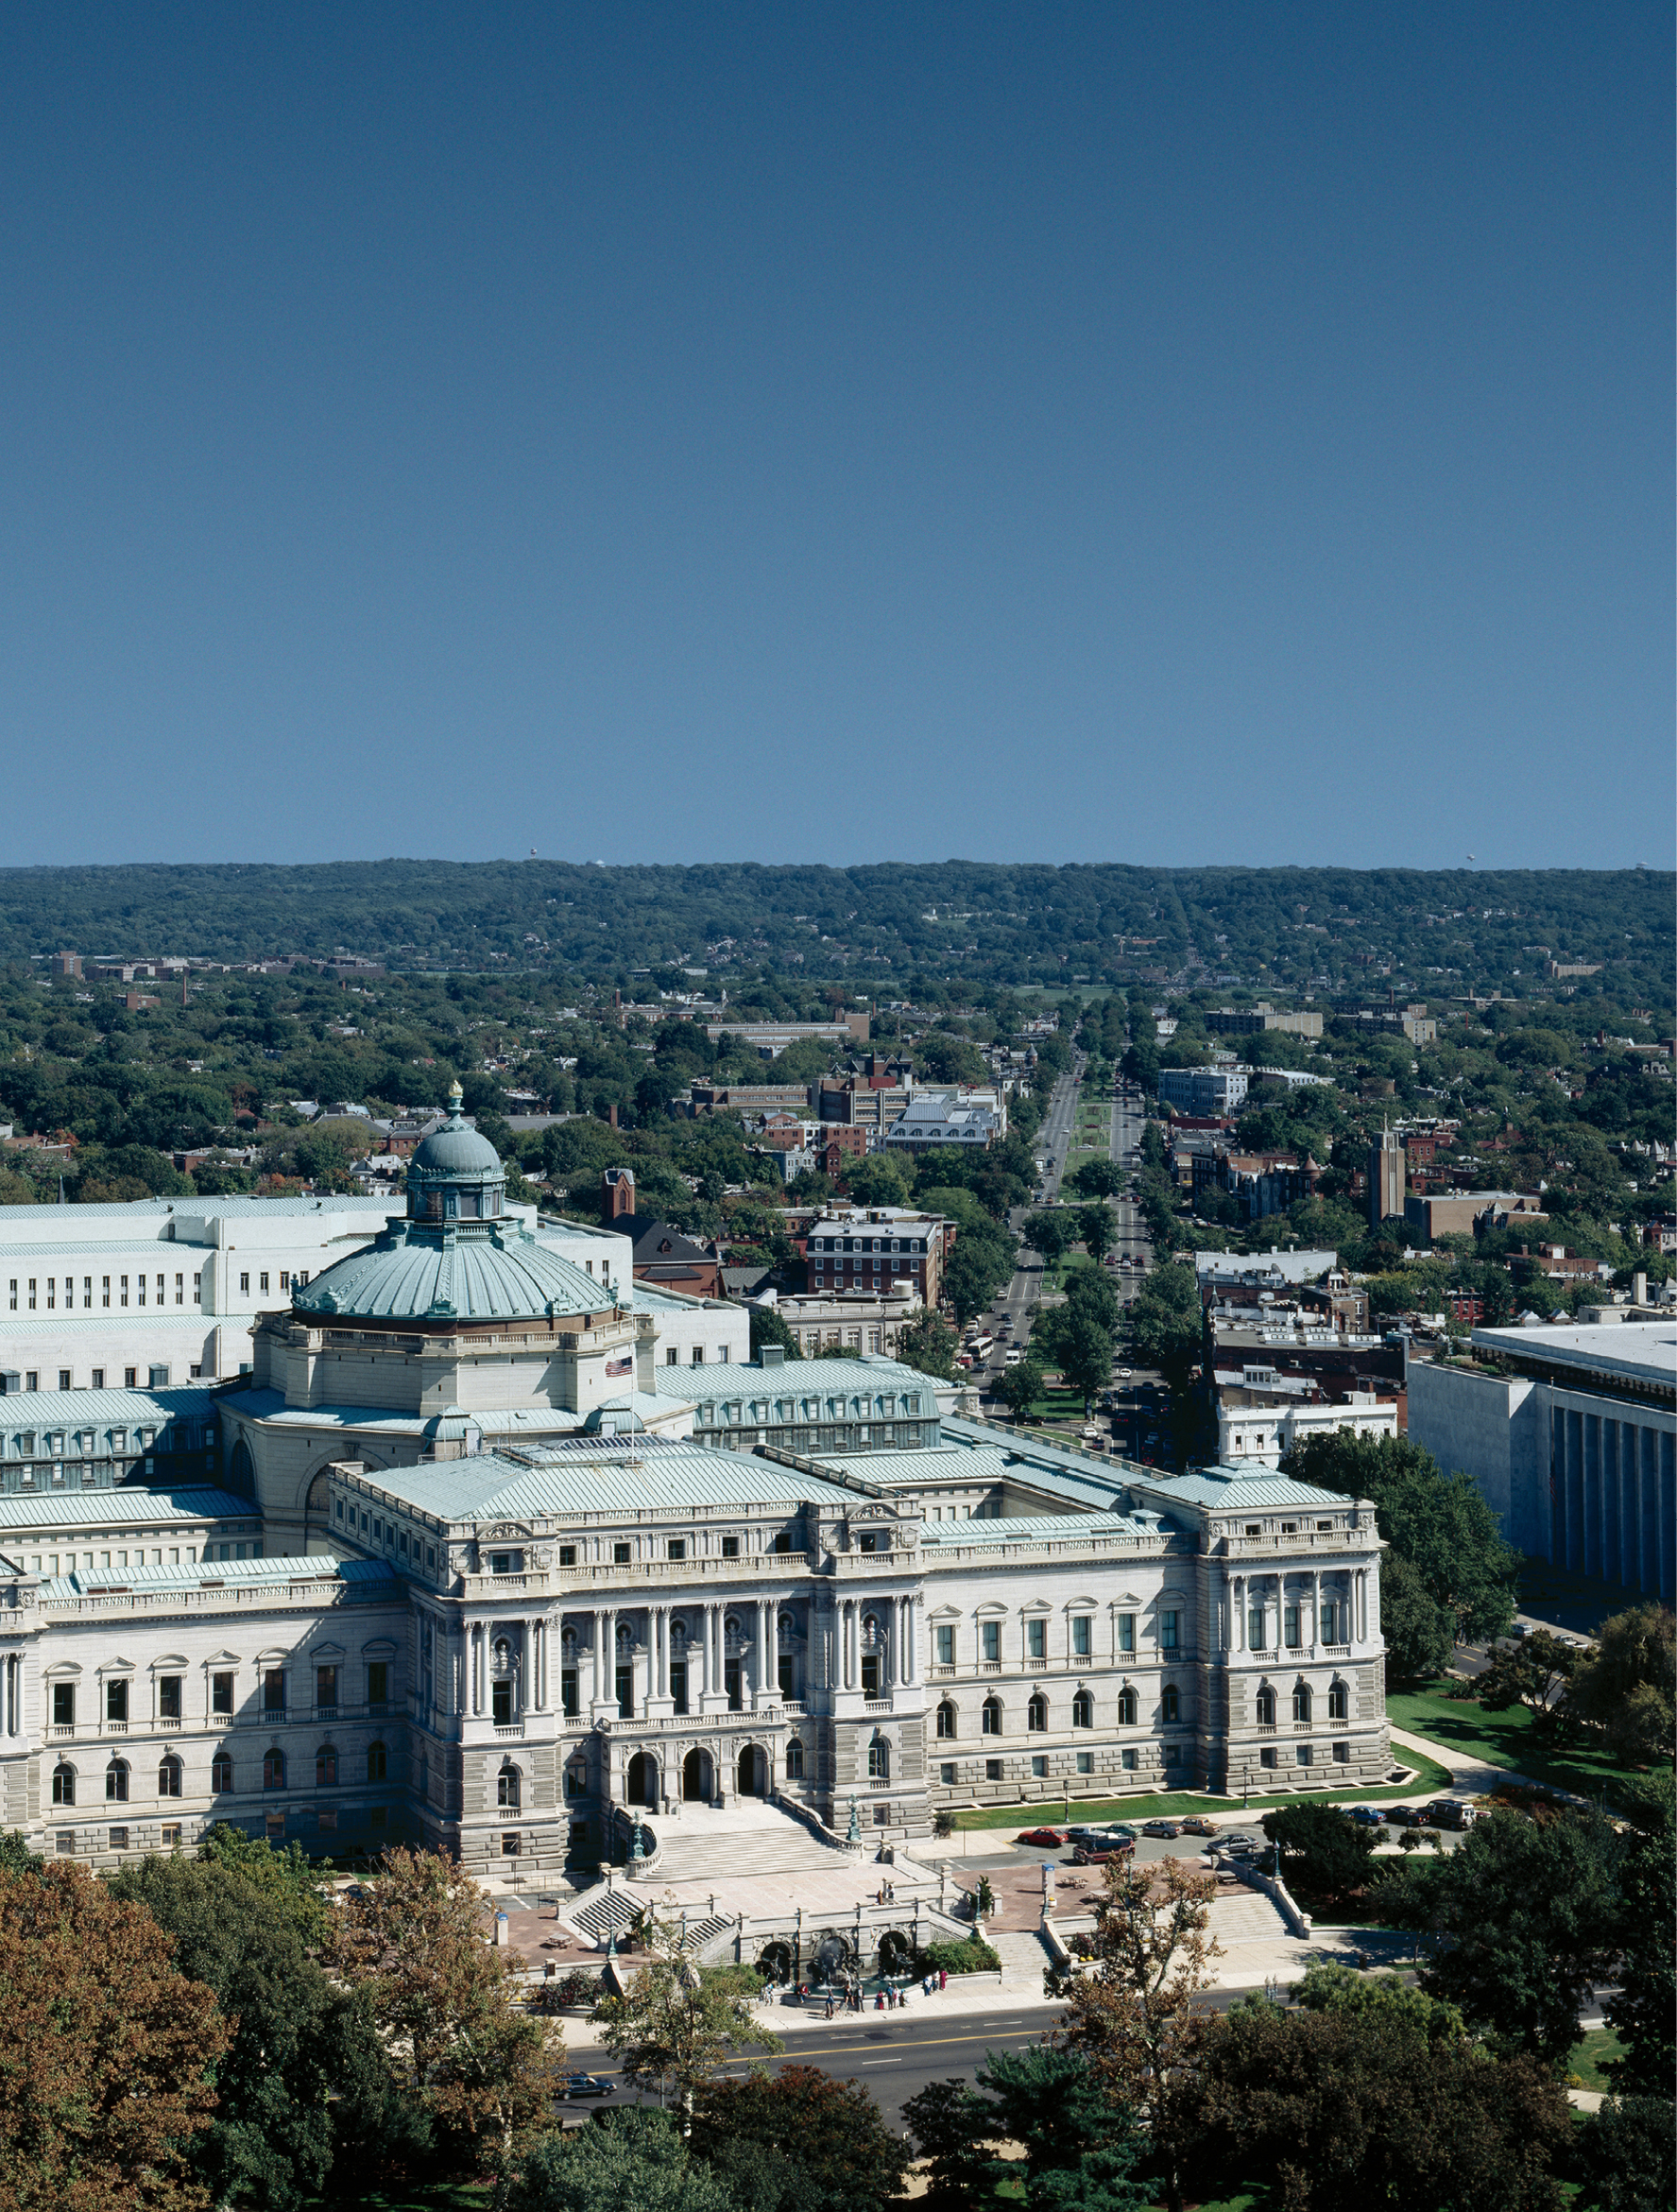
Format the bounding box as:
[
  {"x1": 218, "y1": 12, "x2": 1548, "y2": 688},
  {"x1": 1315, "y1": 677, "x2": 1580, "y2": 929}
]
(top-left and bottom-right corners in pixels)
[
  {"x1": 825, "y1": 1996, "x2": 834, "y2": 2020},
  {"x1": 939, "y1": 1966, "x2": 948, "y2": 1992}
]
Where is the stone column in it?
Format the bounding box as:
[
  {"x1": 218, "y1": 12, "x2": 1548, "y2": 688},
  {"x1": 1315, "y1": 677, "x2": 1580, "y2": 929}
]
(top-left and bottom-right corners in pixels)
[
  {"x1": 1232, "y1": 1573, "x2": 1245, "y2": 1653},
  {"x1": 902, "y1": 1593, "x2": 917, "y2": 1684},
  {"x1": 1309, "y1": 1570, "x2": 1321, "y2": 1653}
]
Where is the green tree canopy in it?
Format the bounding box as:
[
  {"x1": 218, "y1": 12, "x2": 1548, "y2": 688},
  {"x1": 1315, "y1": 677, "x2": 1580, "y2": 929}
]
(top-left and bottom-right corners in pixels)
[{"x1": 496, "y1": 2108, "x2": 740, "y2": 2212}]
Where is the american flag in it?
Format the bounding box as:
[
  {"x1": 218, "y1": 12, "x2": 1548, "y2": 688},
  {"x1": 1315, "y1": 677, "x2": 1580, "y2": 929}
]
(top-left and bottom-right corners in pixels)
[{"x1": 605, "y1": 1353, "x2": 633, "y2": 1378}]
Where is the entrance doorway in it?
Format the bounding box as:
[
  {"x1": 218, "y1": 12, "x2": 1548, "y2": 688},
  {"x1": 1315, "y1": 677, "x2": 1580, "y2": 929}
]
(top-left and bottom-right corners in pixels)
[
  {"x1": 626, "y1": 1751, "x2": 659, "y2": 1809},
  {"x1": 682, "y1": 1748, "x2": 713, "y2": 1802},
  {"x1": 736, "y1": 1743, "x2": 765, "y2": 1798}
]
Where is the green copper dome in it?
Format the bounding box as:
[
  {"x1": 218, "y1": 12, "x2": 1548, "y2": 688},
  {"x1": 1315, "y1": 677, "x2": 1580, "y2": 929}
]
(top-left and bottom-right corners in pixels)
[
  {"x1": 293, "y1": 1216, "x2": 613, "y2": 1322},
  {"x1": 291, "y1": 1089, "x2": 618, "y2": 1322}
]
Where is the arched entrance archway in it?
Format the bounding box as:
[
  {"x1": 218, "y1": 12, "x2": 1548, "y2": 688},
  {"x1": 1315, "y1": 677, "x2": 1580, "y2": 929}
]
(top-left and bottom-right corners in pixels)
[
  {"x1": 878, "y1": 1928, "x2": 914, "y2": 1978},
  {"x1": 682, "y1": 1748, "x2": 713, "y2": 1802},
  {"x1": 756, "y1": 1939, "x2": 793, "y2": 1983},
  {"x1": 302, "y1": 1468, "x2": 333, "y2": 1552},
  {"x1": 626, "y1": 1751, "x2": 659, "y2": 1809},
  {"x1": 736, "y1": 1743, "x2": 766, "y2": 1797}
]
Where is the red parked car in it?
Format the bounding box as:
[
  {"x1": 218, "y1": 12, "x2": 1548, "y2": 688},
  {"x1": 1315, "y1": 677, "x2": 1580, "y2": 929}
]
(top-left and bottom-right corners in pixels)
[{"x1": 1016, "y1": 1826, "x2": 1070, "y2": 1848}]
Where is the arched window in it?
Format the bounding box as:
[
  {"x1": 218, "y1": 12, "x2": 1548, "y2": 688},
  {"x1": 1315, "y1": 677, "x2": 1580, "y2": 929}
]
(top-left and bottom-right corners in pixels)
[
  {"x1": 936, "y1": 1701, "x2": 957, "y2": 1740},
  {"x1": 564, "y1": 1763, "x2": 587, "y2": 1800},
  {"x1": 316, "y1": 1745, "x2": 338, "y2": 1788},
  {"x1": 211, "y1": 1753, "x2": 232, "y2": 1794},
  {"x1": 1116, "y1": 1688, "x2": 1138, "y2": 1727},
  {"x1": 105, "y1": 1758, "x2": 128, "y2": 1803},
  {"x1": 785, "y1": 1739, "x2": 805, "y2": 1780},
  {"x1": 866, "y1": 1736, "x2": 890, "y2": 1780},
  {"x1": 1160, "y1": 1685, "x2": 1179, "y2": 1724},
  {"x1": 157, "y1": 1755, "x2": 182, "y2": 1798},
  {"x1": 263, "y1": 1748, "x2": 285, "y2": 1791},
  {"x1": 497, "y1": 1765, "x2": 521, "y2": 1809},
  {"x1": 1327, "y1": 1682, "x2": 1347, "y2": 1721},
  {"x1": 1071, "y1": 1690, "x2": 1093, "y2": 1729},
  {"x1": 1255, "y1": 1687, "x2": 1276, "y2": 1727},
  {"x1": 367, "y1": 1740, "x2": 387, "y2": 1782},
  {"x1": 1292, "y1": 1685, "x2": 1311, "y2": 1723},
  {"x1": 51, "y1": 1763, "x2": 75, "y2": 1807},
  {"x1": 1027, "y1": 1693, "x2": 1048, "y2": 1733},
  {"x1": 229, "y1": 1438, "x2": 256, "y2": 1495},
  {"x1": 981, "y1": 1696, "x2": 1002, "y2": 1736}
]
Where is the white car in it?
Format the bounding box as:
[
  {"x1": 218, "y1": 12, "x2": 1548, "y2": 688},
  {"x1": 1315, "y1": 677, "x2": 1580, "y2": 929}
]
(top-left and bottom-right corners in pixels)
[{"x1": 1003, "y1": 1347, "x2": 1024, "y2": 1365}]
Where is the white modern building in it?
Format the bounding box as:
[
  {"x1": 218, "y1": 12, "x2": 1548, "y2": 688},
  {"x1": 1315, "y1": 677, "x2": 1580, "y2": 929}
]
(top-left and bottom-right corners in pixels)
[
  {"x1": 1214, "y1": 1394, "x2": 1398, "y2": 1468},
  {"x1": 0, "y1": 1099, "x2": 1392, "y2": 1880},
  {"x1": 1409, "y1": 1323, "x2": 1674, "y2": 1601},
  {"x1": 1158, "y1": 1068, "x2": 1249, "y2": 1117}
]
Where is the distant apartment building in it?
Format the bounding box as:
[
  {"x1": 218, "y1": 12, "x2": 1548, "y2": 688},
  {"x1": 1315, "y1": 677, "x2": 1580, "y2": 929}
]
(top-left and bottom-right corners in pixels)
[
  {"x1": 1157, "y1": 1067, "x2": 1249, "y2": 1118},
  {"x1": 1402, "y1": 1192, "x2": 1549, "y2": 1240},
  {"x1": 761, "y1": 1284, "x2": 924, "y2": 1360},
  {"x1": 1203, "y1": 1004, "x2": 1324, "y2": 1039},
  {"x1": 883, "y1": 1089, "x2": 1005, "y2": 1155},
  {"x1": 801, "y1": 1208, "x2": 953, "y2": 1306},
  {"x1": 1194, "y1": 1148, "x2": 1321, "y2": 1223}
]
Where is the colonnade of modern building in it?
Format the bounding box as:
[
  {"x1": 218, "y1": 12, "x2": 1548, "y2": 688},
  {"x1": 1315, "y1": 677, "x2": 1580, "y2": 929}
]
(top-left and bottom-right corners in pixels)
[{"x1": 1549, "y1": 1402, "x2": 1675, "y2": 1602}]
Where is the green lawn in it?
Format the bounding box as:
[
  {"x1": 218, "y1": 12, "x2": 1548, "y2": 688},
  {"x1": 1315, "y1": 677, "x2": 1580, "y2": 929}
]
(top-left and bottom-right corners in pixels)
[
  {"x1": 944, "y1": 1751, "x2": 1452, "y2": 1833},
  {"x1": 1384, "y1": 1680, "x2": 1640, "y2": 1806},
  {"x1": 1567, "y1": 2027, "x2": 1627, "y2": 2092}
]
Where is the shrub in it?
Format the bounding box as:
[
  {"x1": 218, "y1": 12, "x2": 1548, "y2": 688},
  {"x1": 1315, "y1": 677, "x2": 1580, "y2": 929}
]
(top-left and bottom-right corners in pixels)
[{"x1": 919, "y1": 1934, "x2": 1001, "y2": 1977}]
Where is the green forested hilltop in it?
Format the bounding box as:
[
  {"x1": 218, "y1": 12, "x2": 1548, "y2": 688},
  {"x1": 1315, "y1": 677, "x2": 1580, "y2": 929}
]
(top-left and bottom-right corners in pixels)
[{"x1": 0, "y1": 860, "x2": 1668, "y2": 996}]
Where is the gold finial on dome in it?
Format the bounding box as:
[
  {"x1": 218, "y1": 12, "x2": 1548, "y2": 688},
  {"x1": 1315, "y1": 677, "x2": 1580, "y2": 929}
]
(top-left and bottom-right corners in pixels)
[{"x1": 447, "y1": 1079, "x2": 465, "y2": 1118}]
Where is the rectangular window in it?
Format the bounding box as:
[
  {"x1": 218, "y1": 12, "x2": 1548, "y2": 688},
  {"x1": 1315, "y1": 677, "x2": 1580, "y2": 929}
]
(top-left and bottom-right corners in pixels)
[
  {"x1": 612, "y1": 1541, "x2": 632, "y2": 1565},
  {"x1": 721, "y1": 1535, "x2": 740, "y2": 1559},
  {"x1": 109, "y1": 1827, "x2": 128, "y2": 1852},
  {"x1": 161, "y1": 1823, "x2": 181, "y2": 1848},
  {"x1": 316, "y1": 1665, "x2": 337, "y2": 1709},
  {"x1": 1031, "y1": 1755, "x2": 1048, "y2": 1777},
  {"x1": 212, "y1": 1673, "x2": 233, "y2": 1714},
  {"x1": 984, "y1": 1759, "x2": 1002, "y2": 1780},
  {"x1": 1248, "y1": 1607, "x2": 1267, "y2": 1650},
  {"x1": 158, "y1": 1676, "x2": 181, "y2": 1720},
  {"x1": 666, "y1": 1538, "x2": 686, "y2": 1561},
  {"x1": 124, "y1": 1369, "x2": 136, "y2": 1389},
  {"x1": 106, "y1": 1680, "x2": 128, "y2": 1724},
  {"x1": 259, "y1": 1274, "x2": 269, "y2": 1293},
  {"x1": 670, "y1": 1661, "x2": 688, "y2": 1716},
  {"x1": 1118, "y1": 1614, "x2": 1135, "y2": 1653},
  {"x1": 52, "y1": 1683, "x2": 74, "y2": 1728},
  {"x1": 561, "y1": 1668, "x2": 579, "y2": 1718},
  {"x1": 240, "y1": 1274, "x2": 250, "y2": 1294},
  {"x1": 278, "y1": 1271, "x2": 289, "y2": 1290},
  {"x1": 1026, "y1": 1620, "x2": 1046, "y2": 1659},
  {"x1": 265, "y1": 1812, "x2": 285, "y2": 1839},
  {"x1": 58, "y1": 1369, "x2": 71, "y2": 1393},
  {"x1": 263, "y1": 1670, "x2": 285, "y2": 1712},
  {"x1": 1076, "y1": 1751, "x2": 1093, "y2": 1775},
  {"x1": 91, "y1": 1369, "x2": 104, "y2": 1389},
  {"x1": 1071, "y1": 1616, "x2": 1091, "y2": 1657},
  {"x1": 934, "y1": 1624, "x2": 954, "y2": 1667},
  {"x1": 1121, "y1": 1747, "x2": 1138, "y2": 1771},
  {"x1": 940, "y1": 1762, "x2": 957, "y2": 1785},
  {"x1": 368, "y1": 1662, "x2": 389, "y2": 1706},
  {"x1": 1159, "y1": 1610, "x2": 1179, "y2": 1651},
  {"x1": 981, "y1": 1621, "x2": 1001, "y2": 1663}
]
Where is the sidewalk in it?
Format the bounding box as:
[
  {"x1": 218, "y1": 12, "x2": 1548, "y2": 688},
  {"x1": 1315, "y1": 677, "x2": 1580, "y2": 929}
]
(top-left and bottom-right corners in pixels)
[{"x1": 1385, "y1": 1721, "x2": 1544, "y2": 1797}]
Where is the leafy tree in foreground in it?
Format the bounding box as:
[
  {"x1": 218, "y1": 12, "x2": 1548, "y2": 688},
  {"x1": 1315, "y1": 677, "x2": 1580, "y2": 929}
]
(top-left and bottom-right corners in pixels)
[
  {"x1": 1474, "y1": 1627, "x2": 1581, "y2": 1735},
  {"x1": 592, "y1": 1912, "x2": 782, "y2": 2112},
  {"x1": 1377, "y1": 1804, "x2": 1623, "y2": 2066},
  {"x1": 1603, "y1": 1768, "x2": 1675, "y2": 2098},
  {"x1": 905, "y1": 2046, "x2": 1145, "y2": 2212},
  {"x1": 1258, "y1": 1803, "x2": 1378, "y2": 1907},
  {"x1": 0, "y1": 1860, "x2": 230, "y2": 2212},
  {"x1": 993, "y1": 1352, "x2": 1044, "y2": 1416},
  {"x1": 496, "y1": 2107, "x2": 739, "y2": 2212},
  {"x1": 329, "y1": 1846, "x2": 563, "y2": 2168},
  {"x1": 1280, "y1": 1431, "x2": 1518, "y2": 1643},
  {"x1": 1568, "y1": 1603, "x2": 1675, "y2": 1767},
  {"x1": 1378, "y1": 1552, "x2": 1456, "y2": 1683},
  {"x1": 895, "y1": 1310, "x2": 958, "y2": 1380},
  {"x1": 1052, "y1": 1857, "x2": 1221, "y2": 2212},
  {"x1": 1179, "y1": 1992, "x2": 1570, "y2": 2212},
  {"x1": 690, "y1": 2064, "x2": 912, "y2": 2212},
  {"x1": 1572, "y1": 2096, "x2": 1677, "y2": 2212},
  {"x1": 748, "y1": 1304, "x2": 797, "y2": 1362},
  {"x1": 111, "y1": 1848, "x2": 411, "y2": 2211}
]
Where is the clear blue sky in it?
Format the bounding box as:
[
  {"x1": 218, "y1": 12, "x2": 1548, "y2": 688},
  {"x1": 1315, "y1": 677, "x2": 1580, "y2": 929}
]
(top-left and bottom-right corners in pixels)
[{"x1": 1, "y1": 4, "x2": 1668, "y2": 870}]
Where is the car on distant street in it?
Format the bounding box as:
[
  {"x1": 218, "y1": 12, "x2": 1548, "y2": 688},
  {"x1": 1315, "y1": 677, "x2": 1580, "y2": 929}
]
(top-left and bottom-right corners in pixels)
[
  {"x1": 1215, "y1": 1831, "x2": 1263, "y2": 1857},
  {"x1": 1004, "y1": 1347, "x2": 1024, "y2": 1365},
  {"x1": 1072, "y1": 1840, "x2": 1135, "y2": 1865},
  {"x1": 1015, "y1": 1826, "x2": 1069, "y2": 1848},
  {"x1": 558, "y1": 2073, "x2": 617, "y2": 2100},
  {"x1": 1423, "y1": 1800, "x2": 1475, "y2": 1829},
  {"x1": 1178, "y1": 1816, "x2": 1218, "y2": 1838},
  {"x1": 1382, "y1": 1805, "x2": 1428, "y2": 1827},
  {"x1": 1140, "y1": 1818, "x2": 1183, "y2": 1839},
  {"x1": 1347, "y1": 1805, "x2": 1388, "y2": 1827}
]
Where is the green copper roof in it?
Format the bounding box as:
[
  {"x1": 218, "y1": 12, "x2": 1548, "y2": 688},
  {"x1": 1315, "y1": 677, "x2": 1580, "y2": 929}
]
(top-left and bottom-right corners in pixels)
[{"x1": 294, "y1": 1218, "x2": 617, "y2": 1322}]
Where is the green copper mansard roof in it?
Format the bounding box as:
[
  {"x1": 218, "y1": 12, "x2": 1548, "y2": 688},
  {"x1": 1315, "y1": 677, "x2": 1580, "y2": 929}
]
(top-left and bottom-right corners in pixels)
[{"x1": 293, "y1": 1218, "x2": 616, "y2": 1321}]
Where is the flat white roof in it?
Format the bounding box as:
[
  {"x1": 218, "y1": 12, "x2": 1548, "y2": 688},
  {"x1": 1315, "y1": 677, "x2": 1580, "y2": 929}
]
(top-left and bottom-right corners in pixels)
[{"x1": 1470, "y1": 1321, "x2": 1677, "y2": 1389}]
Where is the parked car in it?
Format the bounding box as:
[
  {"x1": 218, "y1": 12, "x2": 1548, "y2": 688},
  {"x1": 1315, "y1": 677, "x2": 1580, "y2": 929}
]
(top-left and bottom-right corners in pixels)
[
  {"x1": 1004, "y1": 1347, "x2": 1025, "y2": 1365},
  {"x1": 1347, "y1": 1805, "x2": 1387, "y2": 1827},
  {"x1": 1016, "y1": 1826, "x2": 1069, "y2": 1848},
  {"x1": 1424, "y1": 1800, "x2": 1476, "y2": 1829},
  {"x1": 1383, "y1": 1805, "x2": 1427, "y2": 1828},
  {"x1": 1072, "y1": 1841, "x2": 1135, "y2": 1866},
  {"x1": 559, "y1": 2073, "x2": 616, "y2": 2101},
  {"x1": 1140, "y1": 1818, "x2": 1183, "y2": 1839},
  {"x1": 1178, "y1": 1816, "x2": 1218, "y2": 1838},
  {"x1": 1216, "y1": 1832, "x2": 1263, "y2": 1857}
]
